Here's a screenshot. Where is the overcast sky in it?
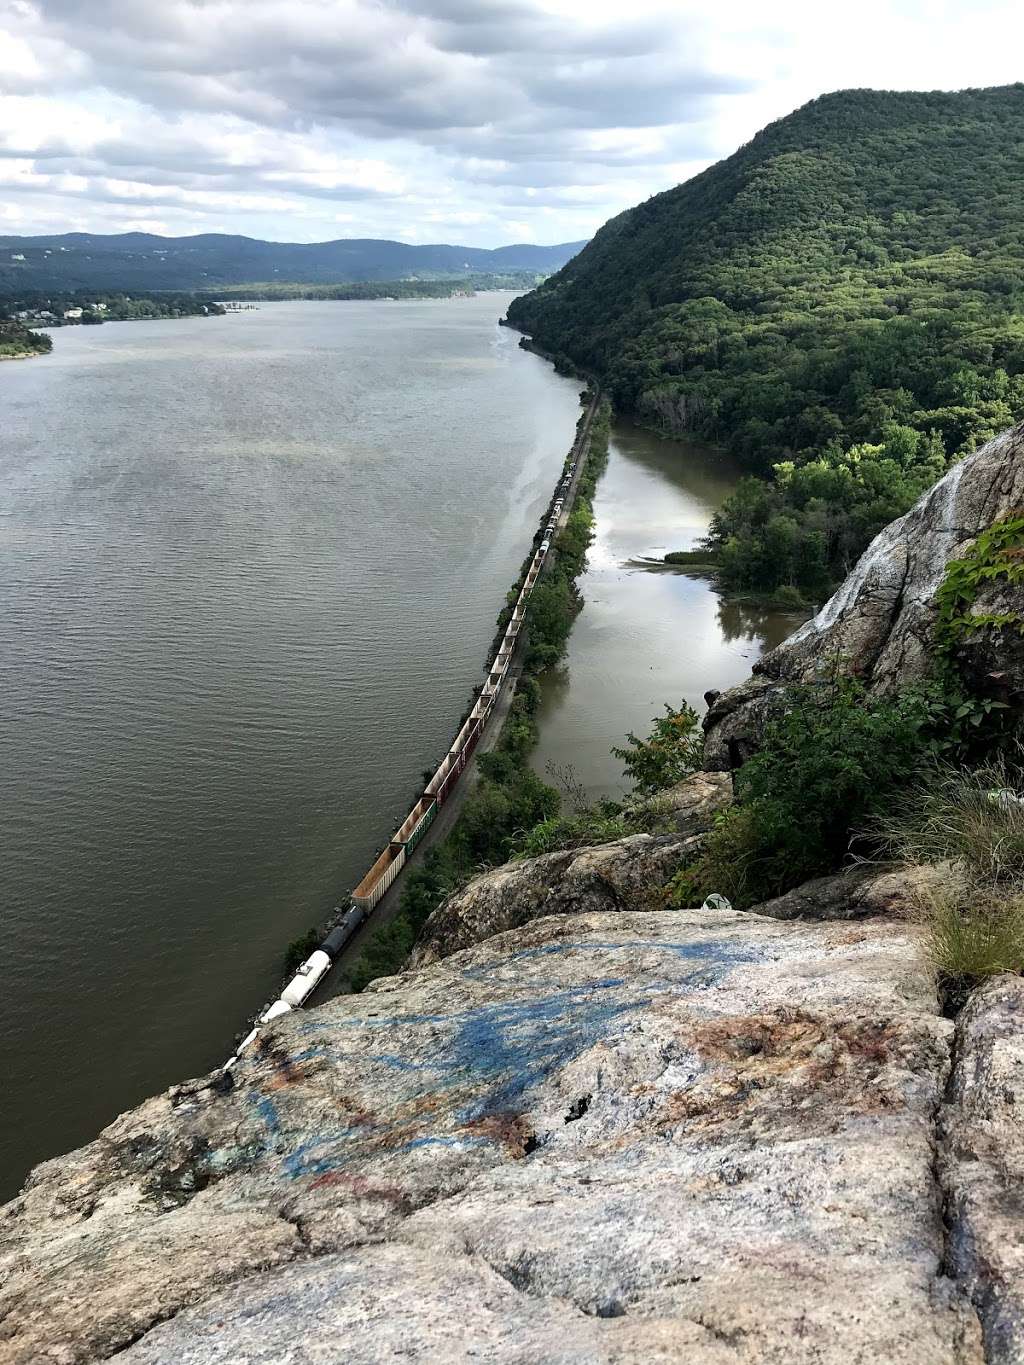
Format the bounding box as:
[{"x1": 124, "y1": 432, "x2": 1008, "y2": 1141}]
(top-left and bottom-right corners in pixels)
[{"x1": 1, "y1": 0, "x2": 1022, "y2": 246}]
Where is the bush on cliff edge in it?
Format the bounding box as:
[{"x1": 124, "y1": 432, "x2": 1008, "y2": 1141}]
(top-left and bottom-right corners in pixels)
[
  {"x1": 871, "y1": 755, "x2": 1024, "y2": 985},
  {"x1": 672, "y1": 677, "x2": 945, "y2": 907}
]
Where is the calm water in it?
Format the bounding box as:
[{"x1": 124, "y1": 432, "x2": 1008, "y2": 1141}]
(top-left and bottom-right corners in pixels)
[
  {"x1": 531, "y1": 422, "x2": 808, "y2": 801},
  {"x1": 0, "y1": 296, "x2": 583, "y2": 1198}
]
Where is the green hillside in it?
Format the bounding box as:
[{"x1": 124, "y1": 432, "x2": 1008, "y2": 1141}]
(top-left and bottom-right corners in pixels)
[{"x1": 508, "y1": 85, "x2": 1024, "y2": 596}]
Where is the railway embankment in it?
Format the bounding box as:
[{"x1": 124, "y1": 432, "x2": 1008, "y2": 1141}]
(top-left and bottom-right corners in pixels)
[
  {"x1": 338, "y1": 392, "x2": 611, "y2": 989},
  {"x1": 224, "y1": 388, "x2": 609, "y2": 1061}
]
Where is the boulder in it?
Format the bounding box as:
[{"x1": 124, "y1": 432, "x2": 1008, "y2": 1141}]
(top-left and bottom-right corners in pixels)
[
  {"x1": 0, "y1": 907, "x2": 983, "y2": 1363},
  {"x1": 704, "y1": 425, "x2": 1024, "y2": 769},
  {"x1": 409, "y1": 832, "x2": 690, "y2": 967},
  {"x1": 623, "y1": 769, "x2": 733, "y2": 836},
  {"x1": 750, "y1": 863, "x2": 945, "y2": 922}
]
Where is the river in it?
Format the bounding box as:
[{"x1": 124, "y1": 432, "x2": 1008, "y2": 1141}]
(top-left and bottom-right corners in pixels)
[
  {"x1": 530, "y1": 421, "x2": 808, "y2": 801},
  {"x1": 0, "y1": 295, "x2": 582, "y2": 1198},
  {"x1": 1, "y1": 299, "x2": 801, "y2": 1201}
]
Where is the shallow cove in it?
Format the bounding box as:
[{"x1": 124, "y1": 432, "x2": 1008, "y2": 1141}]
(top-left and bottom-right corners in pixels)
[{"x1": 530, "y1": 420, "x2": 810, "y2": 802}]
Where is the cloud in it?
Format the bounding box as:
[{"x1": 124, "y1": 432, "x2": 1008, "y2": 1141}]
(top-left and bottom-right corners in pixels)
[{"x1": 1, "y1": 0, "x2": 1022, "y2": 245}]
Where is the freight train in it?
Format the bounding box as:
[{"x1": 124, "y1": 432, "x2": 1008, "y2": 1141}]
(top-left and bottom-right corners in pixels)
[{"x1": 223, "y1": 397, "x2": 598, "y2": 1070}]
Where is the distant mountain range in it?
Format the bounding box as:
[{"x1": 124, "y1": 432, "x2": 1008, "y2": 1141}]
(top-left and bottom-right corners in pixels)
[{"x1": 0, "y1": 233, "x2": 587, "y2": 292}]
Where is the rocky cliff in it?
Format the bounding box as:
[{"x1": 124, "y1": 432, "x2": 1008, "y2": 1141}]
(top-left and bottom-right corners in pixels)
[
  {"x1": 3, "y1": 433, "x2": 1024, "y2": 1363},
  {"x1": 5, "y1": 897, "x2": 1018, "y2": 1364},
  {"x1": 704, "y1": 423, "x2": 1024, "y2": 769}
]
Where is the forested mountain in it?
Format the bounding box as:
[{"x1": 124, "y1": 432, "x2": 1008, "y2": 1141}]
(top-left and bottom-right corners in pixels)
[
  {"x1": 508, "y1": 85, "x2": 1024, "y2": 597},
  {"x1": 0, "y1": 233, "x2": 586, "y2": 292}
]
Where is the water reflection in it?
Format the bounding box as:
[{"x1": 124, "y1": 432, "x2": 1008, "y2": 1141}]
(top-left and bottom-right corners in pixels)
[{"x1": 717, "y1": 598, "x2": 809, "y2": 648}]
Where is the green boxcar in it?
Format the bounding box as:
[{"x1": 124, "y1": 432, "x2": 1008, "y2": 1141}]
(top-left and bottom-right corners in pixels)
[{"x1": 404, "y1": 800, "x2": 437, "y2": 855}]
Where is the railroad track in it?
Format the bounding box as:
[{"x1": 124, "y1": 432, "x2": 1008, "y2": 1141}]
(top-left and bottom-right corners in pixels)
[{"x1": 223, "y1": 387, "x2": 602, "y2": 1071}]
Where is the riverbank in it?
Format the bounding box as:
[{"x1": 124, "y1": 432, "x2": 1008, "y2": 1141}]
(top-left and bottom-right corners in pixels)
[
  {"x1": 661, "y1": 550, "x2": 820, "y2": 611},
  {"x1": 0, "y1": 319, "x2": 52, "y2": 359},
  {"x1": 340, "y1": 397, "x2": 611, "y2": 988},
  {"x1": 205, "y1": 274, "x2": 543, "y2": 303}
]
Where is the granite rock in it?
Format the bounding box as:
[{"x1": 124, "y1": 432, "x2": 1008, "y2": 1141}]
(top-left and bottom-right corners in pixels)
[
  {"x1": 704, "y1": 425, "x2": 1024, "y2": 769},
  {"x1": 409, "y1": 832, "x2": 690, "y2": 967},
  {"x1": 750, "y1": 863, "x2": 946, "y2": 922},
  {"x1": 623, "y1": 769, "x2": 734, "y2": 836},
  {"x1": 0, "y1": 907, "x2": 985, "y2": 1364},
  {"x1": 940, "y1": 975, "x2": 1024, "y2": 1363}
]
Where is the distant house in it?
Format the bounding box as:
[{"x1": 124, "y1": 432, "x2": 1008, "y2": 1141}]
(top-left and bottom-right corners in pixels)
[
  {"x1": 90, "y1": 302, "x2": 108, "y2": 311},
  {"x1": 10, "y1": 253, "x2": 25, "y2": 261},
  {"x1": 63, "y1": 307, "x2": 84, "y2": 320}
]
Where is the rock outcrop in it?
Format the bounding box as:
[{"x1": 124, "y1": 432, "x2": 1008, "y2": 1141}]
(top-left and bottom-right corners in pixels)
[
  {"x1": 704, "y1": 425, "x2": 1024, "y2": 769},
  {"x1": 621, "y1": 769, "x2": 734, "y2": 836},
  {"x1": 5, "y1": 433, "x2": 1024, "y2": 1363},
  {"x1": 750, "y1": 863, "x2": 946, "y2": 923},
  {"x1": 0, "y1": 905, "x2": 995, "y2": 1363},
  {"x1": 409, "y1": 831, "x2": 691, "y2": 967},
  {"x1": 412, "y1": 774, "x2": 734, "y2": 969},
  {"x1": 940, "y1": 976, "x2": 1024, "y2": 1360}
]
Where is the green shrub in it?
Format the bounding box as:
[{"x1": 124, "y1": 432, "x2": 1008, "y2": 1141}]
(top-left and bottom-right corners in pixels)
[
  {"x1": 283, "y1": 928, "x2": 321, "y2": 974},
  {"x1": 512, "y1": 809, "x2": 631, "y2": 860},
  {"x1": 612, "y1": 702, "x2": 704, "y2": 796},
  {"x1": 925, "y1": 881, "x2": 1024, "y2": 984},
  {"x1": 867, "y1": 755, "x2": 1024, "y2": 986},
  {"x1": 674, "y1": 677, "x2": 938, "y2": 906},
  {"x1": 872, "y1": 755, "x2": 1024, "y2": 885},
  {"x1": 934, "y1": 513, "x2": 1024, "y2": 653},
  {"x1": 664, "y1": 548, "x2": 719, "y2": 567}
]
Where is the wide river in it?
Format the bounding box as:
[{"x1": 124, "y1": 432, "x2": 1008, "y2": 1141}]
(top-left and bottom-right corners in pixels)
[{"x1": 0, "y1": 297, "x2": 799, "y2": 1199}]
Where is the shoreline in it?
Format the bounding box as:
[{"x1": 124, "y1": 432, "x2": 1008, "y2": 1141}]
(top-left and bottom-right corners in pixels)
[{"x1": 225, "y1": 388, "x2": 607, "y2": 1054}]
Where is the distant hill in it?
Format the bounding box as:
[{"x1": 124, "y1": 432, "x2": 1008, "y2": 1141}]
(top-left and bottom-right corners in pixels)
[
  {"x1": 508, "y1": 84, "x2": 1024, "y2": 470},
  {"x1": 0, "y1": 233, "x2": 587, "y2": 292}
]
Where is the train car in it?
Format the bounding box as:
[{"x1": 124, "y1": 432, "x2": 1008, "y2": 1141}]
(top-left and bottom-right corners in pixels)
[
  {"x1": 224, "y1": 903, "x2": 369, "y2": 1069},
  {"x1": 353, "y1": 842, "x2": 406, "y2": 911},
  {"x1": 280, "y1": 949, "x2": 333, "y2": 1008},
  {"x1": 392, "y1": 796, "x2": 437, "y2": 857},
  {"x1": 321, "y1": 906, "x2": 366, "y2": 957},
  {"x1": 224, "y1": 395, "x2": 602, "y2": 1073}
]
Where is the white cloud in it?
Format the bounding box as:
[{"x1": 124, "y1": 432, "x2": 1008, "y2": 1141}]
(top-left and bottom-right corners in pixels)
[{"x1": 0, "y1": 0, "x2": 1021, "y2": 244}]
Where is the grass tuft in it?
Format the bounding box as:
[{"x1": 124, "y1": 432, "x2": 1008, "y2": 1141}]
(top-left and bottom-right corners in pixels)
[
  {"x1": 873, "y1": 754, "x2": 1024, "y2": 886},
  {"x1": 869, "y1": 752, "x2": 1024, "y2": 985}
]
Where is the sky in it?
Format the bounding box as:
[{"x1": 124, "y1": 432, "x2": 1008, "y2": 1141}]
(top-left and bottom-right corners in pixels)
[{"x1": 1, "y1": 0, "x2": 1022, "y2": 247}]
